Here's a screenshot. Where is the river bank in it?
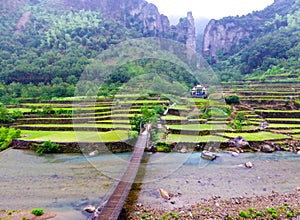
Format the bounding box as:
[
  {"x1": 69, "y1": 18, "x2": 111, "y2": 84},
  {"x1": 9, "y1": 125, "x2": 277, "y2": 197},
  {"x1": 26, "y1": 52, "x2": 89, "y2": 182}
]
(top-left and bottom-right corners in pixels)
[
  {"x1": 127, "y1": 191, "x2": 300, "y2": 219},
  {"x1": 1, "y1": 191, "x2": 299, "y2": 219}
]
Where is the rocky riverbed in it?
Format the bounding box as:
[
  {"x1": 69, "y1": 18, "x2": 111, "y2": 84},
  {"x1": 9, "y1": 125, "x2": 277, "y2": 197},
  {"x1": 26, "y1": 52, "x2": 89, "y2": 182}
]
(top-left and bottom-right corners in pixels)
[{"x1": 127, "y1": 191, "x2": 300, "y2": 219}]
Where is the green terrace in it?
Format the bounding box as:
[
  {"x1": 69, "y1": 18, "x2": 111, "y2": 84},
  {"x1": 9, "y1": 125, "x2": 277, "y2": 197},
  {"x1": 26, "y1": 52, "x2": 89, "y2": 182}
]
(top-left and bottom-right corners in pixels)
[
  {"x1": 162, "y1": 115, "x2": 187, "y2": 120},
  {"x1": 220, "y1": 131, "x2": 291, "y2": 141},
  {"x1": 167, "y1": 134, "x2": 227, "y2": 143},
  {"x1": 4, "y1": 82, "x2": 298, "y2": 148},
  {"x1": 167, "y1": 124, "x2": 229, "y2": 131},
  {"x1": 15, "y1": 123, "x2": 131, "y2": 129},
  {"x1": 20, "y1": 130, "x2": 128, "y2": 142}
]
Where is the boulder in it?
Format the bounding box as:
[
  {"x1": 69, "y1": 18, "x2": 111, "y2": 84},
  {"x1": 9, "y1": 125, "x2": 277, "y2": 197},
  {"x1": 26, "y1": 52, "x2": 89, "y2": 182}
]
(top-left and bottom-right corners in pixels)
[
  {"x1": 149, "y1": 145, "x2": 157, "y2": 153},
  {"x1": 261, "y1": 121, "x2": 269, "y2": 129},
  {"x1": 89, "y1": 150, "x2": 99, "y2": 156},
  {"x1": 159, "y1": 188, "x2": 170, "y2": 200},
  {"x1": 83, "y1": 205, "x2": 96, "y2": 213},
  {"x1": 201, "y1": 150, "x2": 217, "y2": 160},
  {"x1": 179, "y1": 148, "x2": 188, "y2": 153},
  {"x1": 297, "y1": 151, "x2": 300, "y2": 155},
  {"x1": 231, "y1": 152, "x2": 239, "y2": 157},
  {"x1": 245, "y1": 161, "x2": 253, "y2": 168},
  {"x1": 261, "y1": 144, "x2": 274, "y2": 153},
  {"x1": 227, "y1": 136, "x2": 249, "y2": 148}
]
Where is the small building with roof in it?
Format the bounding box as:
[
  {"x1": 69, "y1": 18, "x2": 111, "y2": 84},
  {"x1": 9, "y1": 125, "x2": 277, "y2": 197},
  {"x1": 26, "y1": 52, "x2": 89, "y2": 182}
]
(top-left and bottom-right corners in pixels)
[{"x1": 191, "y1": 84, "x2": 207, "y2": 98}]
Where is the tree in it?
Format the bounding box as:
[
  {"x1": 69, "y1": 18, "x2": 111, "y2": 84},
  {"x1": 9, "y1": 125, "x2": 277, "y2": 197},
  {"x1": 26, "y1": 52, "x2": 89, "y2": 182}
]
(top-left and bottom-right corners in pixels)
[
  {"x1": 0, "y1": 104, "x2": 11, "y2": 123},
  {"x1": 130, "y1": 105, "x2": 162, "y2": 133}
]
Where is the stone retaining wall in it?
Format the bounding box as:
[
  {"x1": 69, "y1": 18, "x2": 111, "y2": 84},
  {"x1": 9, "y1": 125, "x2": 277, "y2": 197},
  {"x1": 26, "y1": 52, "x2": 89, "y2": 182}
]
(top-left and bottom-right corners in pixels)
[{"x1": 12, "y1": 139, "x2": 134, "y2": 153}]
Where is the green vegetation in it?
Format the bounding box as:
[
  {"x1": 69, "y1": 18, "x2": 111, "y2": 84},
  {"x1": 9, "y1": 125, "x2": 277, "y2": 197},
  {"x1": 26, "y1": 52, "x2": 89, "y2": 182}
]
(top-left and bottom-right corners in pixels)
[
  {"x1": 167, "y1": 134, "x2": 226, "y2": 143},
  {"x1": 239, "y1": 210, "x2": 249, "y2": 218},
  {"x1": 208, "y1": 0, "x2": 300, "y2": 82},
  {"x1": 225, "y1": 95, "x2": 240, "y2": 105},
  {"x1": 286, "y1": 211, "x2": 293, "y2": 217},
  {"x1": 156, "y1": 142, "x2": 172, "y2": 152},
  {"x1": 0, "y1": 104, "x2": 23, "y2": 124},
  {"x1": 31, "y1": 208, "x2": 44, "y2": 216},
  {"x1": 130, "y1": 105, "x2": 164, "y2": 133},
  {"x1": 167, "y1": 124, "x2": 227, "y2": 131},
  {"x1": 227, "y1": 112, "x2": 246, "y2": 131},
  {"x1": 221, "y1": 131, "x2": 289, "y2": 141},
  {"x1": 35, "y1": 140, "x2": 60, "y2": 155},
  {"x1": 0, "y1": 0, "x2": 200, "y2": 103},
  {"x1": 20, "y1": 130, "x2": 128, "y2": 143},
  {"x1": 0, "y1": 127, "x2": 21, "y2": 151}
]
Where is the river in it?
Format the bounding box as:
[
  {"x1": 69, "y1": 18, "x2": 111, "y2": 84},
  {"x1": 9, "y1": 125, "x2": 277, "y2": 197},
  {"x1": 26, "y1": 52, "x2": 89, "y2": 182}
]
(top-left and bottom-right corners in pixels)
[{"x1": 0, "y1": 149, "x2": 299, "y2": 219}]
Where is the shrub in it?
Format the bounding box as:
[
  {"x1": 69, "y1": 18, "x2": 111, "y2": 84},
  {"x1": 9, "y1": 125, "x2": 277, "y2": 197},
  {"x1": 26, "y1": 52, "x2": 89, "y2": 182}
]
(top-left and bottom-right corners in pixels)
[
  {"x1": 225, "y1": 215, "x2": 233, "y2": 220},
  {"x1": 153, "y1": 105, "x2": 164, "y2": 115},
  {"x1": 36, "y1": 140, "x2": 60, "y2": 155},
  {"x1": 271, "y1": 213, "x2": 278, "y2": 219},
  {"x1": 268, "y1": 207, "x2": 276, "y2": 214},
  {"x1": 0, "y1": 127, "x2": 21, "y2": 151},
  {"x1": 156, "y1": 142, "x2": 172, "y2": 152},
  {"x1": 225, "y1": 95, "x2": 240, "y2": 105},
  {"x1": 11, "y1": 110, "x2": 23, "y2": 120},
  {"x1": 54, "y1": 109, "x2": 72, "y2": 115},
  {"x1": 42, "y1": 105, "x2": 53, "y2": 114},
  {"x1": 31, "y1": 208, "x2": 44, "y2": 216},
  {"x1": 239, "y1": 210, "x2": 249, "y2": 218},
  {"x1": 0, "y1": 104, "x2": 12, "y2": 123},
  {"x1": 141, "y1": 213, "x2": 147, "y2": 219},
  {"x1": 286, "y1": 211, "x2": 293, "y2": 217},
  {"x1": 128, "y1": 131, "x2": 138, "y2": 140}
]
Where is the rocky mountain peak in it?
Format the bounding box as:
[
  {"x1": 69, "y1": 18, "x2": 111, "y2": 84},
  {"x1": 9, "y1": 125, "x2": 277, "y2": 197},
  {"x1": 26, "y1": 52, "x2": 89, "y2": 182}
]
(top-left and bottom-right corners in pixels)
[{"x1": 60, "y1": 0, "x2": 196, "y2": 48}]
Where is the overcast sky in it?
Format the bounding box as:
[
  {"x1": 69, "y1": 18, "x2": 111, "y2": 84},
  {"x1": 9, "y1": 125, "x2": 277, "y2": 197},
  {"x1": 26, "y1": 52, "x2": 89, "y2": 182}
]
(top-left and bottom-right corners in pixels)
[{"x1": 146, "y1": 0, "x2": 274, "y2": 21}]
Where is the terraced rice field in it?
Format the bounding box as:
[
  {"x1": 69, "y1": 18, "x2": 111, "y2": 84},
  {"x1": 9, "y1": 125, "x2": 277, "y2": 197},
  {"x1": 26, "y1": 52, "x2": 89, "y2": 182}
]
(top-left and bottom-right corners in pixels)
[
  {"x1": 161, "y1": 82, "x2": 300, "y2": 148},
  {"x1": 8, "y1": 82, "x2": 300, "y2": 151},
  {"x1": 10, "y1": 96, "x2": 169, "y2": 144}
]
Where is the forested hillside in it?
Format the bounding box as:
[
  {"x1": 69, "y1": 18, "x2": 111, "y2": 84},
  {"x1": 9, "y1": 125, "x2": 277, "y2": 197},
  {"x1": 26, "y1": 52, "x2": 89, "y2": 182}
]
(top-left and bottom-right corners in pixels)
[
  {"x1": 0, "y1": 0, "x2": 197, "y2": 103},
  {"x1": 203, "y1": 0, "x2": 300, "y2": 82},
  {"x1": 1, "y1": 0, "x2": 299, "y2": 104}
]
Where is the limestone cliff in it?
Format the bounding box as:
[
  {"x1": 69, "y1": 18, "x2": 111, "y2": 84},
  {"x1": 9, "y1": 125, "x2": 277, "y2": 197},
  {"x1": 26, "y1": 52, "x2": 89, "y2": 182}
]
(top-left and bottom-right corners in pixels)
[
  {"x1": 202, "y1": 19, "x2": 251, "y2": 59},
  {"x1": 59, "y1": 0, "x2": 196, "y2": 48},
  {"x1": 175, "y1": 12, "x2": 196, "y2": 51},
  {"x1": 202, "y1": 0, "x2": 292, "y2": 61}
]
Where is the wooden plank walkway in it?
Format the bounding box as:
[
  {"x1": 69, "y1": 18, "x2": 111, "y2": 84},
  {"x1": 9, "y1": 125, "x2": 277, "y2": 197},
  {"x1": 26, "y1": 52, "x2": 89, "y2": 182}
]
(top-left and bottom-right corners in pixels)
[{"x1": 95, "y1": 126, "x2": 150, "y2": 220}]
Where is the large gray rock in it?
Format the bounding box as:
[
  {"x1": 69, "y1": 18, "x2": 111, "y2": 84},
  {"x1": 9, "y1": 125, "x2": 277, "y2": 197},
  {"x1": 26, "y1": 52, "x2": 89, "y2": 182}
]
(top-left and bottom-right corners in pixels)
[
  {"x1": 201, "y1": 150, "x2": 217, "y2": 160},
  {"x1": 227, "y1": 136, "x2": 249, "y2": 148},
  {"x1": 262, "y1": 144, "x2": 274, "y2": 153},
  {"x1": 261, "y1": 121, "x2": 269, "y2": 129}
]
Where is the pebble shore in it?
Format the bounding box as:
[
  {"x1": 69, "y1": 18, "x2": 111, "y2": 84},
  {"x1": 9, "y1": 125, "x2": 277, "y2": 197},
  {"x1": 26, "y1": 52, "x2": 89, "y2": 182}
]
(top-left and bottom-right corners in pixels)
[{"x1": 127, "y1": 191, "x2": 300, "y2": 219}]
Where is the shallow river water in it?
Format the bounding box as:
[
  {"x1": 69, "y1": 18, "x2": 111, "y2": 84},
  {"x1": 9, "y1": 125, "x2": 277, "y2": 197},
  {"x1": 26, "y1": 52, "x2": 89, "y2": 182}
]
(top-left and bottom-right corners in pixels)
[{"x1": 0, "y1": 149, "x2": 299, "y2": 219}]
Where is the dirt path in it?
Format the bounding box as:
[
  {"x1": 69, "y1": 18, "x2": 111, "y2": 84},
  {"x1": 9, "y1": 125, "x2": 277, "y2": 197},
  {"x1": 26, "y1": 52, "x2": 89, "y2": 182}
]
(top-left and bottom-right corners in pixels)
[{"x1": 14, "y1": 11, "x2": 31, "y2": 35}]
